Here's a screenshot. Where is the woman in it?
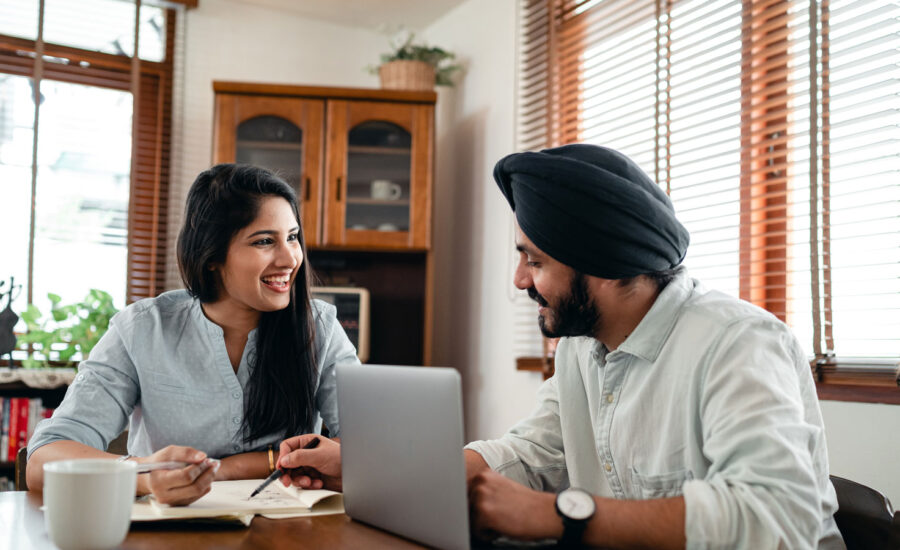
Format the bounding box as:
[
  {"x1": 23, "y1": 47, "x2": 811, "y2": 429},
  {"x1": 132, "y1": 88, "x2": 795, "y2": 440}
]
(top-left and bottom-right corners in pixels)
[{"x1": 26, "y1": 164, "x2": 358, "y2": 505}]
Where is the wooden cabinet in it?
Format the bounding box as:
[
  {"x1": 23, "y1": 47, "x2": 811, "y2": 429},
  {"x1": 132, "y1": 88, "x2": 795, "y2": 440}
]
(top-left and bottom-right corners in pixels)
[{"x1": 212, "y1": 83, "x2": 436, "y2": 365}]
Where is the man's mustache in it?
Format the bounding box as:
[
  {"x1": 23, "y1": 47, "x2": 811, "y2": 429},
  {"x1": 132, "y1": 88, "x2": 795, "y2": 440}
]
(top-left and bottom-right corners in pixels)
[{"x1": 527, "y1": 287, "x2": 548, "y2": 307}]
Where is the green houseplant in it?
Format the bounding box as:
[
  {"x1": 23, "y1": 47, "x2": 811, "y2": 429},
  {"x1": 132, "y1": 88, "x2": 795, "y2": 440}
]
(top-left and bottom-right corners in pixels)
[
  {"x1": 16, "y1": 289, "x2": 118, "y2": 368},
  {"x1": 370, "y1": 31, "x2": 462, "y2": 89}
]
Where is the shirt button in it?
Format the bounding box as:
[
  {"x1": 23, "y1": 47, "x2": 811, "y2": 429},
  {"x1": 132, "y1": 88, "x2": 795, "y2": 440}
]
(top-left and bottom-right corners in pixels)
[
  {"x1": 604, "y1": 463, "x2": 612, "y2": 472},
  {"x1": 233, "y1": 444, "x2": 240, "y2": 451},
  {"x1": 232, "y1": 417, "x2": 240, "y2": 424},
  {"x1": 232, "y1": 391, "x2": 241, "y2": 399},
  {"x1": 606, "y1": 394, "x2": 614, "y2": 403}
]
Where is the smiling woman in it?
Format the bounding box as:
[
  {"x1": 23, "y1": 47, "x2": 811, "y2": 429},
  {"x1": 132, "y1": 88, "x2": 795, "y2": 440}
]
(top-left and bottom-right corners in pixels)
[{"x1": 24, "y1": 164, "x2": 361, "y2": 506}]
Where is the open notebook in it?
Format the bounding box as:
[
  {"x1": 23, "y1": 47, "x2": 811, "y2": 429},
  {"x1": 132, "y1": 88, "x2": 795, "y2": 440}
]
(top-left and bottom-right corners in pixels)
[{"x1": 131, "y1": 479, "x2": 343, "y2": 523}]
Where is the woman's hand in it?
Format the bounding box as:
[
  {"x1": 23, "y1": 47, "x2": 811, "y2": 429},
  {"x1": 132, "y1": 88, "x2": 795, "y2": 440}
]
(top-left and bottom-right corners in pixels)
[
  {"x1": 277, "y1": 434, "x2": 342, "y2": 491},
  {"x1": 134, "y1": 445, "x2": 218, "y2": 506}
]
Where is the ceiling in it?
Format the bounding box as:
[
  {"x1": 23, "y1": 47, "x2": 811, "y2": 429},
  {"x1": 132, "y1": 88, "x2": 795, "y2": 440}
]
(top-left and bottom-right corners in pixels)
[{"x1": 233, "y1": 0, "x2": 466, "y2": 31}]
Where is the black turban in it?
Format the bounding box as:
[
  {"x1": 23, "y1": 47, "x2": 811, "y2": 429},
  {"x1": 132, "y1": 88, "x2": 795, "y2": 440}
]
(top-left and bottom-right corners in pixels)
[{"x1": 494, "y1": 144, "x2": 690, "y2": 279}]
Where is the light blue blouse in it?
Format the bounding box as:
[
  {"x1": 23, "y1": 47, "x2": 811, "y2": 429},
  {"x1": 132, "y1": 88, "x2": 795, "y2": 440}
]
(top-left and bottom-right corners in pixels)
[{"x1": 28, "y1": 290, "x2": 358, "y2": 459}]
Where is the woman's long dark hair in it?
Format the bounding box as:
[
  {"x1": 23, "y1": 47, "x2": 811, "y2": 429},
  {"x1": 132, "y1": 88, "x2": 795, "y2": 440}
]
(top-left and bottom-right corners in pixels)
[{"x1": 176, "y1": 163, "x2": 318, "y2": 444}]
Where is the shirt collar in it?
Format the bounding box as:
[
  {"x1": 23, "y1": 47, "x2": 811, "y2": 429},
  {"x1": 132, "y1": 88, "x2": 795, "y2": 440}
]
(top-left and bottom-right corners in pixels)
[{"x1": 614, "y1": 269, "x2": 693, "y2": 363}]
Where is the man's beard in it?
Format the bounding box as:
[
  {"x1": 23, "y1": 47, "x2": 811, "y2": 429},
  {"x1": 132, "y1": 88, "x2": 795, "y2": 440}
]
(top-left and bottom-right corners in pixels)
[{"x1": 528, "y1": 272, "x2": 601, "y2": 338}]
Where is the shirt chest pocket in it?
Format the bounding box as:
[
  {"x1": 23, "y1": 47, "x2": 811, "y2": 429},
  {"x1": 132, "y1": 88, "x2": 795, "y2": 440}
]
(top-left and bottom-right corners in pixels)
[
  {"x1": 143, "y1": 371, "x2": 217, "y2": 403},
  {"x1": 631, "y1": 468, "x2": 694, "y2": 499}
]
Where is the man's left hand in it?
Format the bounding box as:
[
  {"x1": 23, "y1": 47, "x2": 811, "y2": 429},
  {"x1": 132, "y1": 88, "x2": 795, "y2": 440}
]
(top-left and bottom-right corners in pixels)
[{"x1": 469, "y1": 470, "x2": 563, "y2": 541}]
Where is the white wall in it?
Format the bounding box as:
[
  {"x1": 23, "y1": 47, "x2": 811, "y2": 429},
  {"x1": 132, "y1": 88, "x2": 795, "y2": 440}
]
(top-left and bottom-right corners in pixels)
[
  {"x1": 423, "y1": 0, "x2": 900, "y2": 508},
  {"x1": 166, "y1": 0, "x2": 385, "y2": 288},
  {"x1": 821, "y1": 400, "x2": 900, "y2": 505},
  {"x1": 423, "y1": 0, "x2": 547, "y2": 442}
]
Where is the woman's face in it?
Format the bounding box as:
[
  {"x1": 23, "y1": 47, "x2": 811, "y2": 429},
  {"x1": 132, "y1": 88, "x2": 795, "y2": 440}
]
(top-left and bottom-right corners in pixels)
[{"x1": 215, "y1": 196, "x2": 303, "y2": 314}]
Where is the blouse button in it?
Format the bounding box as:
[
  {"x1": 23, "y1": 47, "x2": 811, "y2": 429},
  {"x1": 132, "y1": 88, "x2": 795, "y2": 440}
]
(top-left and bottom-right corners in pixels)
[
  {"x1": 232, "y1": 417, "x2": 240, "y2": 424},
  {"x1": 232, "y1": 391, "x2": 241, "y2": 399},
  {"x1": 604, "y1": 463, "x2": 612, "y2": 472},
  {"x1": 606, "y1": 394, "x2": 614, "y2": 403}
]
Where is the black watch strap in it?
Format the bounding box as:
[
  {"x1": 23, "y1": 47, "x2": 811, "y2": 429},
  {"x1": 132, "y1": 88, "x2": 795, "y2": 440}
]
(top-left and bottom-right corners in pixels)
[{"x1": 558, "y1": 516, "x2": 588, "y2": 548}]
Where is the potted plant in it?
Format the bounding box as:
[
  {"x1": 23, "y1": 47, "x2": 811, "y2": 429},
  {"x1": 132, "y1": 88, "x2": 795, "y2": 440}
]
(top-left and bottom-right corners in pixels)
[
  {"x1": 16, "y1": 289, "x2": 118, "y2": 368},
  {"x1": 371, "y1": 31, "x2": 462, "y2": 91}
]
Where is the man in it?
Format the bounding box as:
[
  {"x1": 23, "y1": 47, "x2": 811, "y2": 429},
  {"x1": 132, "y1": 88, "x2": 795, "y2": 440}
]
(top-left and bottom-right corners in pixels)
[
  {"x1": 278, "y1": 144, "x2": 843, "y2": 549},
  {"x1": 462, "y1": 144, "x2": 843, "y2": 548}
]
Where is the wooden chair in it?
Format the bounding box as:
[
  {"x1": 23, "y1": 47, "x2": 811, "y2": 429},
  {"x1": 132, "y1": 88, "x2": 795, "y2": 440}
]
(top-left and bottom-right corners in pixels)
[
  {"x1": 15, "y1": 431, "x2": 129, "y2": 491},
  {"x1": 831, "y1": 474, "x2": 900, "y2": 549}
]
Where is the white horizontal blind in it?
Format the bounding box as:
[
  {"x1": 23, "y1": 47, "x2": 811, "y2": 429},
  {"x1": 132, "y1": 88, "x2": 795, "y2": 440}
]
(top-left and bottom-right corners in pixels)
[{"x1": 822, "y1": 0, "x2": 900, "y2": 359}]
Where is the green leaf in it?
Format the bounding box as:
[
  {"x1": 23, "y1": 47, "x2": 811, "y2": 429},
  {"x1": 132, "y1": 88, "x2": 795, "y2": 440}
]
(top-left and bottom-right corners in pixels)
[{"x1": 48, "y1": 293, "x2": 62, "y2": 304}]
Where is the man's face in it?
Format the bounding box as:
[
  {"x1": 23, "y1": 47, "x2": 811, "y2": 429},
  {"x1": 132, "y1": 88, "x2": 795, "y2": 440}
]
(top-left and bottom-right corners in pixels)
[{"x1": 513, "y1": 226, "x2": 601, "y2": 339}]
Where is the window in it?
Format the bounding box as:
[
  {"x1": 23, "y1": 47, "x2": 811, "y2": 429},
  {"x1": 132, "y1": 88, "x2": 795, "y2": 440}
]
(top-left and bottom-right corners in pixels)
[
  {"x1": 515, "y1": 0, "x2": 900, "y2": 402},
  {"x1": 0, "y1": 0, "x2": 188, "y2": 361}
]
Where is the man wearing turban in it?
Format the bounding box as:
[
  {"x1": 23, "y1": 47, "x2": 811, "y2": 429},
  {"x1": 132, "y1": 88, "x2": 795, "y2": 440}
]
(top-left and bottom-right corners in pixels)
[{"x1": 464, "y1": 145, "x2": 843, "y2": 549}]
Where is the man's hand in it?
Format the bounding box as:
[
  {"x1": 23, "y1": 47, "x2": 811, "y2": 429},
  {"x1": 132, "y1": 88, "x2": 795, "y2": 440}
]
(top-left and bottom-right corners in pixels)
[
  {"x1": 469, "y1": 470, "x2": 563, "y2": 541},
  {"x1": 135, "y1": 445, "x2": 217, "y2": 506},
  {"x1": 277, "y1": 434, "x2": 342, "y2": 491}
]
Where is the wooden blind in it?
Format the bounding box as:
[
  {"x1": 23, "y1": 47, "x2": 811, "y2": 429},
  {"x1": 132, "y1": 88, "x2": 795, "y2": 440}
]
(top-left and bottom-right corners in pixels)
[
  {"x1": 127, "y1": 17, "x2": 175, "y2": 302},
  {"x1": 515, "y1": 0, "x2": 900, "y2": 399},
  {"x1": 0, "y1": 0, "x2": 178, "y2": 306},
  {"x1": 512, "y1": 0, "x2": 554, "y2": 364}
]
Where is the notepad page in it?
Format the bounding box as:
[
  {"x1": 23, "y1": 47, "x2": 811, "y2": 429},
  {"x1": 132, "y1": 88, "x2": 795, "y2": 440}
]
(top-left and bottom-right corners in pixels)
[{"x1": 147, "y1": 479, "x2": 340, "y2": 518}]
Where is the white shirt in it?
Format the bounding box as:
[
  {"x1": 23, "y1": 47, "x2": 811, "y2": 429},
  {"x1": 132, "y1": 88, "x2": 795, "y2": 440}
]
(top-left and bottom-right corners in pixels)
[
  {"x1": 466, "y1": 271, "x2": 844, "y2": 549},
  {"x1": 29, "y1": 290, "x2": 359, "y2": 459}
]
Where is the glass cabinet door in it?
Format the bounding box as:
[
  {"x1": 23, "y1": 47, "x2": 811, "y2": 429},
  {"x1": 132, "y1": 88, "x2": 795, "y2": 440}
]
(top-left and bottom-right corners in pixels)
[
  {"x1": 213, "y1": 96, "x2": 324, "y2": 246},
  {"x1": 324, "y1": 100, "x2": 433, "y2": 249},
  {"x1": 236, "y1": 115, "x2": 303, "y2": 190},
  {"x1": 344, "y1": 121, "x2": 411, "y2": 232}
]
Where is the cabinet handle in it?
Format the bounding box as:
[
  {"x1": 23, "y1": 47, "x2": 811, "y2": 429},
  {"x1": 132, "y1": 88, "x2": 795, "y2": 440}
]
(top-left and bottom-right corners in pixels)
[
  {"x1": 336, "y1": 176, "x2": 342, "y2": 201},
  {"x1": 304, "y1": 177, "x2": 311, "y2": 201}
]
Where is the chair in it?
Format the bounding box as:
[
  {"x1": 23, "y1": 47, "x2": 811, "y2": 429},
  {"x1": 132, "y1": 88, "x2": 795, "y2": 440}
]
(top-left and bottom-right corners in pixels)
[
  {"x1": 830, "y1": 475, "x2": 900, "y2": 549},
  {"x1": 15, "y1": 431, "x2": 129, "y2": 491}
]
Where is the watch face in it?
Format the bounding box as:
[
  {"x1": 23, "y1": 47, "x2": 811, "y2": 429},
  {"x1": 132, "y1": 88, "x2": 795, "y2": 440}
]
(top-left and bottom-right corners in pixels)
[{"x1": 558, "y1": 489, "x2": 595, "y2": 521}]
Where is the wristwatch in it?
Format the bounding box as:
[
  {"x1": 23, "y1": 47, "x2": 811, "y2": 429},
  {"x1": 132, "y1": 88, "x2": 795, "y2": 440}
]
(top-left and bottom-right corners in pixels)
[{"x1": 555, "y1": 488, "x2": 595, "y2": 548}]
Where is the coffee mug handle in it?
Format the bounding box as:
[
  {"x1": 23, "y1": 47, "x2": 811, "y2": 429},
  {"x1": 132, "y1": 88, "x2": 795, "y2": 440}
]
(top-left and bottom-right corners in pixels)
[{"x1": 389, "y1": 183, "x2": 402, "y2": 200}]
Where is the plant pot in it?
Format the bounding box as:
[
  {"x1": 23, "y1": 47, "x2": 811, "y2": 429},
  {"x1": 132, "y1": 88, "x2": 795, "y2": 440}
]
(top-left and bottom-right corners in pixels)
[{"x1": 378, "y1": 60, "x2": 435, "y2": 91}]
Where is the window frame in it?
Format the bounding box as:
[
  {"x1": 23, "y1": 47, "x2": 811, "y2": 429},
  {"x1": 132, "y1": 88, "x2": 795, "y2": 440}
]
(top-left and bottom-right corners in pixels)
[
  {"x1": 0, "y1": 3, "x2": 177, "y2": 363},
  {"x1": 514, "y1": 0, "x2": 900, "y2": 404}
]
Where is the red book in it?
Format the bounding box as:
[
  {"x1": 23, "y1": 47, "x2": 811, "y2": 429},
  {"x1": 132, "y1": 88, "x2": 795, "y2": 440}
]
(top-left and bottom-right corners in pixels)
[
  {"x1": 16, "y1": 398, "x2": 29, "y2": 454},
  {"x1": 7, "y1": 398, "x2": 20, "y2": 460}
]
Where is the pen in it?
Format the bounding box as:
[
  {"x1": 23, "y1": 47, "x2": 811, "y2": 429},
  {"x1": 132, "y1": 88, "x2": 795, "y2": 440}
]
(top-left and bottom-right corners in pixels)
[
  {"x1": 135, "y1": 458, "x2": 221, "y2": 474},
  {"x1": 249, "y1": 437, "x2": 320, "y2": 498}
]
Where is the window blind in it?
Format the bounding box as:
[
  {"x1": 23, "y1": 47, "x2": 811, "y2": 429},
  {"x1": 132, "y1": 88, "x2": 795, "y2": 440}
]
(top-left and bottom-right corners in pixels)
[{"x1": 514, "y1": 0, "x2": 900, "y2": 392}]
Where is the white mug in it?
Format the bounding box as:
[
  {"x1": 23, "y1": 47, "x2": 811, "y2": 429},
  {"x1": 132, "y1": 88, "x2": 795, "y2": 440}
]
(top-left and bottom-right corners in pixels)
[
  {"x1": 44, "y1": 459, "x2": 137, "y2": 550},
  {"x1": 370, "y1": 179, "x2": 402, "y2": 200}
]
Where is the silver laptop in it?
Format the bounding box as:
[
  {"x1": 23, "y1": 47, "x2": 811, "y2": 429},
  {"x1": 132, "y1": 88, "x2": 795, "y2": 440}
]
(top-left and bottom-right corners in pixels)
[{"x1": 336, "y1": 363, "x2": 470, "y2": 550}]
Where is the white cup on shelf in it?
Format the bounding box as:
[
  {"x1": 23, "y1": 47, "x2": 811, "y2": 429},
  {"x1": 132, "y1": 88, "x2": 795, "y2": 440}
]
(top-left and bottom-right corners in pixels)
[
  {"x1": 43, "y1": 459, "x2": 137, "y2": 550},
  {"x1": 370, "y1": 179, "x2": 402, "y2": 200}
]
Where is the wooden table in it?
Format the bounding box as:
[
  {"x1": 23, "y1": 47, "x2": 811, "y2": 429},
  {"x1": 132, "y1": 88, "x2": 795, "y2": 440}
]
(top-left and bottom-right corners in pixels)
[{"x1": 0, "y1": 491, "x2": 426, "y2": 549}]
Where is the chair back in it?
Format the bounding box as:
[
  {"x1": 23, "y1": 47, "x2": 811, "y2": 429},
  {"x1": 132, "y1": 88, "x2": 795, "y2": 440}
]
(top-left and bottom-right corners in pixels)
[
  {"x1": 14, "y1": 446, "x2": 28, "y2": 491},
  {"x1": 14, "y1": 431, "x2": 130, "y2": 491},
  {"x1": 830, "y1": 475, "x2": 900, "y2": 549}
]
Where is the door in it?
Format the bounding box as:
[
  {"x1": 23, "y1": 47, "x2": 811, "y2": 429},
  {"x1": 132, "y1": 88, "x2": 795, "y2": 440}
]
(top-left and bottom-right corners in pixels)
[
  {"x1": 213, "y1": 95, "x2": 325, "y2": 246},
  {"x1": 323, "y1": 100, "x2": 433, "y2": 249}
]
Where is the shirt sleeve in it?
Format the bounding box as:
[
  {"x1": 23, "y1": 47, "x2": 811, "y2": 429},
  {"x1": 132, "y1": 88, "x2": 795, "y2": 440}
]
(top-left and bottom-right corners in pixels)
[
  {"x1": 465, "y1": 375, "x2": 568, "y2": 492},
  {"x1": 27, "y1": 314, "x2": 139, "y2": 458},
  {"x1": 682, "y1": 318, "x2": 827, "y2": 550},
  {"x1": 312, "y1": 301, "x2": 360, "y2": 440}
]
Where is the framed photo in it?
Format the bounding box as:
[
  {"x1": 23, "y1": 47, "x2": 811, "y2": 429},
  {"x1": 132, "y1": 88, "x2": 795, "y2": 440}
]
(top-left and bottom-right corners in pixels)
[{"x1": 311, "y1": 286, "x2": 370, "y2": 363}]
